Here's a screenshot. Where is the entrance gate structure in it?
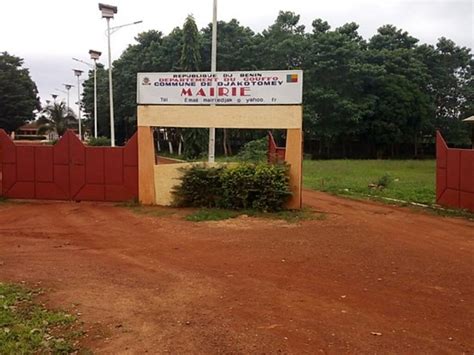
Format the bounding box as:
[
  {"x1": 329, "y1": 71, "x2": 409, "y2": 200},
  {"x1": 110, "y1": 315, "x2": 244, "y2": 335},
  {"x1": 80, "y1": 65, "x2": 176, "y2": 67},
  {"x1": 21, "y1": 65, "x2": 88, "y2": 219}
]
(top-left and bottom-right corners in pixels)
[{"x1": 136, "y1": 70, "x2": 303, "y2": 209}]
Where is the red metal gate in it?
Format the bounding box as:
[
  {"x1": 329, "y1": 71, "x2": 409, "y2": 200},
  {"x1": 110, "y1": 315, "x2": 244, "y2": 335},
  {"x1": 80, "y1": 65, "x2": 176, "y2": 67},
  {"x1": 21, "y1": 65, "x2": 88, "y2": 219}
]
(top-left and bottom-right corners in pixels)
[
  {"x1": 0, "y1": 129, "x2": 138, "y2": 202},
  {"x1": 436, "y1": 131, "x2": 474, "y2": 212},
  {"x1": 268, "y1": 131, "x2": 286, "y2": 164}
]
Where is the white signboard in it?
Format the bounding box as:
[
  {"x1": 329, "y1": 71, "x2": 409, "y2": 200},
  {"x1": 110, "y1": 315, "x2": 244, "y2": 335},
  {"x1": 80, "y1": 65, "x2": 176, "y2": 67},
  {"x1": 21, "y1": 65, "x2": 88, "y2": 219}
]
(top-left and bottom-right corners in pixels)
[{"x1": 137, "y1": 70, "x2": 303, "y2": 105}]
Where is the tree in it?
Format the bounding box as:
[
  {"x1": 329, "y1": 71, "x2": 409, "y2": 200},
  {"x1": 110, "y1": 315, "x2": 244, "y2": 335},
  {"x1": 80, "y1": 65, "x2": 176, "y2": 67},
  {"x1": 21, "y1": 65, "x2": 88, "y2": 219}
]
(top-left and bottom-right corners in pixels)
[
  {"x1": 82, "y1": 64, "x2": 110, "y2": 138},
  {"x1": 416, "y1": 38, "x2": 473, "y2": 145},
  {"x1": 82, "y1": 30, "x2": 172, "y2": 144},
  {"x1": 180, "y1": 15, "x2": 208, "y2": 159},
  {"x1": 368, "y1": 25, "x2": 418, "y2": 51},
  {"x1": 79, "y1": 12, "x2": 473, "y2": 156},
  {"x1": 37, "y1": 101, "x2": 77, "y2": 137},
  {"x1": 0, "y1": 52, "x2": 40, "y2": 133},
  {"x1": 200, "y1": 19, "x2": 257, "y2": 71},
  {"x1": 162, "y1": 27, "x2": 185, "y2": 71},
  {"x1": 364, "y1": 26, "x2": 433, "y2": 157},
  {"x1": 200, "y1": 19, "x2": 259, "y2": 155},
  {"x1": 258, "y1": 11, "x2": 307, "y2": 70},
  {"x1": 181, "y1": 15, "x2": 201, "y2": 71},
  {"x1": 303, "y1": 21, "x2": 379, "y2": 157}
]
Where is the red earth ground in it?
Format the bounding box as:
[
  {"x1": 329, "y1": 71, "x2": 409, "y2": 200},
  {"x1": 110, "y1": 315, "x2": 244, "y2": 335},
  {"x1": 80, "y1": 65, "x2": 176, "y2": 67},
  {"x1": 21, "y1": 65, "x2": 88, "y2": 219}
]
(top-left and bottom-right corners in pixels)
[{"x1": 0, "y1": 190, "x2": 472, "y2": 354}]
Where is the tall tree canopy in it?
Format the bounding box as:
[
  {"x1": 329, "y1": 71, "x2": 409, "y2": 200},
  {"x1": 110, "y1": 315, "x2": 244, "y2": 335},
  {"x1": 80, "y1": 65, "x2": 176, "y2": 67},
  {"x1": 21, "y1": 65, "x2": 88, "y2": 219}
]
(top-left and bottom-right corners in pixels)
[
  {"x1": 180, "y1": 15, "x2": 208, "y2": 159},
  {"x1": 181, "y1": 15, "x2": 201, "y2": 72},
  {"x1": 0, "y1": 52, "x2": 40, "y2": 133},
  {"x1": 80, "y1": 12, "x2": 473, "y2": 156},
  {"x1": 259, "y1": 11, "x2": 306, "y2": 70},
  {"x1": 82, "y1": 63, "x2": 110, "y2": 137}
]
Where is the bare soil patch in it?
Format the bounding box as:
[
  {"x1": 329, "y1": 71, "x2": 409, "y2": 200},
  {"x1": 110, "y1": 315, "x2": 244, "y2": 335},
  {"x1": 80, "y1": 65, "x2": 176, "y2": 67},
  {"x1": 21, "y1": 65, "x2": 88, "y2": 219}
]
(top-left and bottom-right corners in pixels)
[{"x1": 0, "y1": 191, "x2": 472, "y2": 353}]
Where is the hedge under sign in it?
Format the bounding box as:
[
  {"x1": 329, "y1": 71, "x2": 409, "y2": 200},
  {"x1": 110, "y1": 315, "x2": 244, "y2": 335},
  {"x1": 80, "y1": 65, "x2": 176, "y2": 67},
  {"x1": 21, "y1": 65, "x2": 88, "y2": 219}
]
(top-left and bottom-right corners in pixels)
[{"x1": 137, "y1": 70, "x2": 303, "y2": 105}]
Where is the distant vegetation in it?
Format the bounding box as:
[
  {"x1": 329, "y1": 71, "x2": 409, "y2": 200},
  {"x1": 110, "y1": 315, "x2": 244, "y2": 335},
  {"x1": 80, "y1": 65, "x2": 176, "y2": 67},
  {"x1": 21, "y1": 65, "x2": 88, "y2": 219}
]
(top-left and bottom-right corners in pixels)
[
  {"x1": 79, "y1": 11, "x2": 472, "y2": 158},
  {"x1": 0, "y1": 52, "x2": 40, "y2": 133},
  {"x1": 1, "y1": 12, "x2": 471, "y2": 158},
  {"x1": 234, "y1": 137, "x2": 268, "y2": 162},
  {"x1": 87, "y1": 136, "x2": 111, "y2": 146}
]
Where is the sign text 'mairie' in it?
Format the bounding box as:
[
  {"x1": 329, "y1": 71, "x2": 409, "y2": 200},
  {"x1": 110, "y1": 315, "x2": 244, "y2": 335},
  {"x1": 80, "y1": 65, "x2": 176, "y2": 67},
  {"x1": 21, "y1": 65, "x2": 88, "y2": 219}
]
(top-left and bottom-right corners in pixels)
[{"x1": 137, "y1": 70, "x2": 303, "y2": 105}]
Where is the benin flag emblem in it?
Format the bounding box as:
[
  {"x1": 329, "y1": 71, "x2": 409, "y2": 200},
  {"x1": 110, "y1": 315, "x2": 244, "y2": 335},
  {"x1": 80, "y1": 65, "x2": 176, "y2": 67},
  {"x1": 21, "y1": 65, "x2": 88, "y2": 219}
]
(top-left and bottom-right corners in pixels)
[{"x1": 287, "y1": 74, "x2": 298, "y2": 83}]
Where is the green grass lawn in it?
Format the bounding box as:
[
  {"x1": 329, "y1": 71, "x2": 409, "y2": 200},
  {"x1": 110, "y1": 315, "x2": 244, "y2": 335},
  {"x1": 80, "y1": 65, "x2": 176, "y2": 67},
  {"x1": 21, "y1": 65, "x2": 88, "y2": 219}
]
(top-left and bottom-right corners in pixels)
[
  {"x1": 303, "y1": 160, "x2": 436, "y2": 205},
  {"x1": 153, "y1": 156, "x2": 437, "y2": 205}
]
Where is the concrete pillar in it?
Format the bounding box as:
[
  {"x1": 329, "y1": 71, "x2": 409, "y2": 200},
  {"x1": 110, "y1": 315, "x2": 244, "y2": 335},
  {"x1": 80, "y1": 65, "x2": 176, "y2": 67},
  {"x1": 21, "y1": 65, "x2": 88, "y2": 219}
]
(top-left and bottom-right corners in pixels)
[
  {"x1": 285, "y1": 128, "x2": 303, "y2": 209},
  {"x1": 138, "y1": 126, "x2": 156, "y2": 204}
]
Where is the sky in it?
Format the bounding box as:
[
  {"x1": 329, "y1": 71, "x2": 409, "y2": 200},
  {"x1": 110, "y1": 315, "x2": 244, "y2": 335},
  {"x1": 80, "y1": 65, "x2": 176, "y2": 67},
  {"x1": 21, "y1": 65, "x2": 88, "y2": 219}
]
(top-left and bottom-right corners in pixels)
[{"x1": 0, "y1": 0, "x2": 473, "y2": 109}]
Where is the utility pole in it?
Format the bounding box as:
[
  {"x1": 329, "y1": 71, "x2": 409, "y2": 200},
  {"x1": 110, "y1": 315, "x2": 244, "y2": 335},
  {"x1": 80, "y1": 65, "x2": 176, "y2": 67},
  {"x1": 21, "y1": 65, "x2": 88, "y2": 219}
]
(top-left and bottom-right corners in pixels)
[
  {"x1": 99, "y1": 3, "x2": 118, "y2": 146},
  {"x1": 63, "y1": 84, "x2": 73, "y2": 112},
  {"x1": 89, "y1": 50, "x2": 102, "y2": 138},
  {"x1": 208, "y1": 0, "x2": 217, "y2": 163},
  {"x1": 73, "y1": 69, "x2": 83, "y2": 140},
  {"x1": 106, "y1": 17, "x2": 115, "y2": 145}
]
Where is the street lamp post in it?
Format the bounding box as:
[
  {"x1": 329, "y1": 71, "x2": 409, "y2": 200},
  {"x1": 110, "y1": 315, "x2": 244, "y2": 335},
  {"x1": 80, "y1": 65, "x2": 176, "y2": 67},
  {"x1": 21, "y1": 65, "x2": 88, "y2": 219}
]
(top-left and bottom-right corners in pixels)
[
  {"x1": 63, "y1": 84, "x2": 73, "y2": 112},
  {"x1": 89, "y1": 50, "x2": 102, "y2": 138},
  {"x1": 73, "y1": 69, "x2": 83, "y2": 140},
  {"x1": 208, "y1": 0, "x2": 218, "y2": 163},
  {"x1": 98, "y1": 3, "x2": 142, "y2": 146},
  {"x1": 73, "y1": 56, "x2": 99, "y2": 137},
  {"x1": 99, "y1": 3, "x2": 118, "y2": 146}
]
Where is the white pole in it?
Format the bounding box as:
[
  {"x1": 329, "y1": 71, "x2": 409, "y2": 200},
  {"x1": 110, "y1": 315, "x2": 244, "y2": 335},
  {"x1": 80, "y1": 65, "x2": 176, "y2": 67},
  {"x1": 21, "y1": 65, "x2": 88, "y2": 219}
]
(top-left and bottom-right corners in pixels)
[
  {"x1": 77, "y1": 75, "x2": 82, "y2": 140},
  {"x1": 211, "y1": 0, "x2": 217, "y2": 85},
  {"x1": 66, "y1": 88, "x2": 70, "y2": 113},
  {"x1": 208, "y1": 0, "x2": 217, "y2": 163},
  {"x1": 107, "y1": 17, "x2": 115, "y2": 147},
  {"x1": 93, "y1": 59, "x2": 98, "y2": 138}
]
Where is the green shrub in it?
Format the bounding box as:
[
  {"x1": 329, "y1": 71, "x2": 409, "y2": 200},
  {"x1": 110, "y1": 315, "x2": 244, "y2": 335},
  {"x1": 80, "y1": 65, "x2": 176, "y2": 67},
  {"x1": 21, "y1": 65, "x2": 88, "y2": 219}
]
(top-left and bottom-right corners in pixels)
[
  {"x1": 235, "y1": 137, "x2": 268, "y2": 162},
  {"x1": 219, "y1": 164, "x2": 258, "y2": 209},
  {"x1": 252, "y1": 163, "x2": 292, "y2": 211},
  {"x1": 173, "y1": 163, "x2": 292, "y2": 212},
  {"x1": 173, "y1": 165, "x2": 225, "y2": 208},
  {"x1": 88, "y1": 136, "x2": 111, "y2": 146}
]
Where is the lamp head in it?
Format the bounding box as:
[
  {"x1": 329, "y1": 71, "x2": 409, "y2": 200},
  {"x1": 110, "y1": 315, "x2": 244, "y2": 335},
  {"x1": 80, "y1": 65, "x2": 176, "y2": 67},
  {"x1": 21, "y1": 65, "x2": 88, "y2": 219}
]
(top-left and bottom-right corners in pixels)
[
  {"x1": 63, "y1": 84, "x2": 73, "y2": 90},
  {"x1": 89, "y1": 49, "x2": 102, "y2": 60},
  {"x1": 99, "y1": 3, "x2": 117, "y2": 18},
  {"x1": 73, "y1": 69, "x2": 83, "y2": 77}
]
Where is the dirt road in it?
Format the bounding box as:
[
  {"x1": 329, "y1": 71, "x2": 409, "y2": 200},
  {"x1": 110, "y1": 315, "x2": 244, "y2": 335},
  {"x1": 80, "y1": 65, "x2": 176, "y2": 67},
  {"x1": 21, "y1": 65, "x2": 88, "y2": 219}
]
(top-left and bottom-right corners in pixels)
[{"x1": 0, "y1": 191, "x2": 472, "y2": 354}]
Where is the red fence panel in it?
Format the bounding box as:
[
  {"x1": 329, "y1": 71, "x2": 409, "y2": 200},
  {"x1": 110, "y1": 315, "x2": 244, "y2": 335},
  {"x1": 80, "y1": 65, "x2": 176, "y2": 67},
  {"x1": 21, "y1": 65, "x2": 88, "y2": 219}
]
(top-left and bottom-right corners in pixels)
[
  {"x1": 0, "y1": 129, "x2": 138, "y2": 202},
  {"x1": 436, "y1": 131, "x2": 474, "y2": 212}
]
